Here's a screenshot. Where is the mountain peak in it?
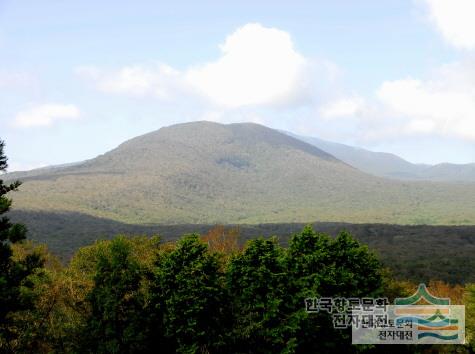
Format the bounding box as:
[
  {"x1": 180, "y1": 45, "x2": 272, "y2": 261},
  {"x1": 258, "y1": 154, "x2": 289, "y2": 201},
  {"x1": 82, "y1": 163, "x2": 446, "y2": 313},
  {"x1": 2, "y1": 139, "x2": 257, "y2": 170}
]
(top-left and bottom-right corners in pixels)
[{"x1": 116, "y1": 121, "x2": 339, "y2": 163}]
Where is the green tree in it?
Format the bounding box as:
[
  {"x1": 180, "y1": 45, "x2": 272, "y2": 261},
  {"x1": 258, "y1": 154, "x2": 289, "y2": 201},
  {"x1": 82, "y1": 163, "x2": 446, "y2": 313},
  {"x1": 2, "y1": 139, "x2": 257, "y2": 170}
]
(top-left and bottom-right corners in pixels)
[
  {"x1": 326, "y1": 230, "x2": 383, "y2": 297},
  {"x1": 83, "y1": 237, "x2": 149, "y2": 354},
  {"x1": 226, "y1": 237, "x2": 298, "y2": 353},
  {"x1": 152, "y1": 234, "x2": 227, "y2": 353},
  {"x1": 284, "y1": 226, "x2": 385, "y2": 353},
  {"x1": 0, "y1": 140, "x2": 44, "y2": 352},
  {"x1": 286, "y1": 226, "x2": 331, "y2": 298},
  {"x1": 25, "y1": 236, "x2": 161, "y2": 353}
]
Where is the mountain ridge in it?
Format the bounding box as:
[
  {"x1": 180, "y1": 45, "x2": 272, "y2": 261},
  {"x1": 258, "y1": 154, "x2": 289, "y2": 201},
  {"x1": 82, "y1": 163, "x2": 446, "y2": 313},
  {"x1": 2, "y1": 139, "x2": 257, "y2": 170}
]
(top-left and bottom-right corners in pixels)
[
  {"x1": 8, "y1": 122, "x2": 474, "y2": 183},
  {"x1": 6, "y1": 121, "x2": 475, "y2": 225},
  {"x1": 288, "y1": 132, "x2": 475, "y2": 182}
]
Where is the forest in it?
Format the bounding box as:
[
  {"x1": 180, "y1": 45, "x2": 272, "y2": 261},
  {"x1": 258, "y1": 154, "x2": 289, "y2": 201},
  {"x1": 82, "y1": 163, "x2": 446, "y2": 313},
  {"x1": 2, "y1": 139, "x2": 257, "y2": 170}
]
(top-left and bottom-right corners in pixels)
[
  {"x1": 2, "y1": 224, "x2": 475, "y2": 353},
  {"x1": 2, "y1": 142, "x2": 475, "y2": 353},
  {"x1": 9, "y1": 209, "x2": 475, "y2": 284}
]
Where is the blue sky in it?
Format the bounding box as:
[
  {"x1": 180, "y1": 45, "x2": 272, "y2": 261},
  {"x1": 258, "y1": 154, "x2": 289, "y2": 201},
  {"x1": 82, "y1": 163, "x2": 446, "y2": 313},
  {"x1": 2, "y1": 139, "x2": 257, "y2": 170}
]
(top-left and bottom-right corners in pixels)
[{"x1": 1, "y1": 0, "x2": 474, "y2": 171}]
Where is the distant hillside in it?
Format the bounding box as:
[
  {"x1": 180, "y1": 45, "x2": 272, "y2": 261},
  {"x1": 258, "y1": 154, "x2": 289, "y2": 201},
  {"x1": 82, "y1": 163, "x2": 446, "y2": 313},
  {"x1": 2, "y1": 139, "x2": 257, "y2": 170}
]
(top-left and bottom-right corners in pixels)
[
  {"x1": 6, "y1": 121, "x2": 475, "y2": 225},
  {"x1": 8, "y1": 209, "x2": 475, "y2": 284},
  {"x1": 4, "y1": 161, "x2": 84, "y2": 180},
  {"x1": 290, "y1": 133, "x2": 475, "y2": 182}
]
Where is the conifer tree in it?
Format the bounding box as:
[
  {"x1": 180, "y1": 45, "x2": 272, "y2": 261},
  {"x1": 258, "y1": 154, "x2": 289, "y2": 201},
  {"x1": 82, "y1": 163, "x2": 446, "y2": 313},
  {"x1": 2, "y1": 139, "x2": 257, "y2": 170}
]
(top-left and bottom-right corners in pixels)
[{"x1": 0, "y1": 139, "x2": 43, "y2": 351}]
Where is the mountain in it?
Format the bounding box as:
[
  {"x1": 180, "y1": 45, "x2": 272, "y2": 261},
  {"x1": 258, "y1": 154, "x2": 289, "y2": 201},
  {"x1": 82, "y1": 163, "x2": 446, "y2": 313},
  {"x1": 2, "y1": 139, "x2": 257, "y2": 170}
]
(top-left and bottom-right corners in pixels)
[
  {"x1": 6, "y1": 121, "x2": 475, "y2": 225},
  {"x1": 289, "y1": 133, "x2": 475, "y2": 182},
  {"x1": 419, "y1": 163, "x2": 475, "y2": 182}
]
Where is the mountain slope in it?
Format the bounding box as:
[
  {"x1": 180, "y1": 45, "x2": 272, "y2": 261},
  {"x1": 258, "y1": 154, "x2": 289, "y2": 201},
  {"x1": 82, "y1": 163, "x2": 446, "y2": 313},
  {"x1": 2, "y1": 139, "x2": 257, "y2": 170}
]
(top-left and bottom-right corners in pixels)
[
  {"x1": 421, "y1": 163, "x2": 475, "y2": 182},
  {"x1": 290, "y1": 133, "x2": 475, "y2": 182},
  {"x1": 7, "y1": 121, "x2": 475, "y2": 225}
]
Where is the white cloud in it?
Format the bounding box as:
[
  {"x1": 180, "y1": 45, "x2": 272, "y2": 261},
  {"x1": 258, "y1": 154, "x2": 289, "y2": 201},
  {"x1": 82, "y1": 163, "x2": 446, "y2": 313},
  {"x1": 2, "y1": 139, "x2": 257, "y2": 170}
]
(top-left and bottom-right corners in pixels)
[
  {"x1": 422, "y1": 0, "x2": 475, "y2": 49},
  {"x1": 78, "y1": 23, "x2": 312, "y2": 108},
  {"x1": 13, "y1": 103, "x2": 80, "y2": 128},
  {"x1": 77, "y1": 64, "x2": 182, "y2": 99},
  {"x1": 319, "y1": 96, "x2": 366, "y2": 119},
  {"x1": 359, "y1": 1, "x2": 475, "y2": 141},
  {"x1": 376, "y1": 65, "x2": 475, "y2": 140},
  {"x1": 185, "y1": 23, "x2": 308, "y2": 108},
  {"x1": 314, "y1": 60, "x2": 475, "y2": 142}
]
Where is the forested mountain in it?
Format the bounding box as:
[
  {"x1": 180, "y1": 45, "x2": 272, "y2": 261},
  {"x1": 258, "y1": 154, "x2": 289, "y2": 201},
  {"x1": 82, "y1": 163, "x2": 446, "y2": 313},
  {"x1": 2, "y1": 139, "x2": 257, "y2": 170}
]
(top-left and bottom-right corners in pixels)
[
  {"x1": 291, "y1": 132, "x2": 475, "y2": 182},
  {"x1": 6, "y1": 121, "x2": 475, "y2": 225}
]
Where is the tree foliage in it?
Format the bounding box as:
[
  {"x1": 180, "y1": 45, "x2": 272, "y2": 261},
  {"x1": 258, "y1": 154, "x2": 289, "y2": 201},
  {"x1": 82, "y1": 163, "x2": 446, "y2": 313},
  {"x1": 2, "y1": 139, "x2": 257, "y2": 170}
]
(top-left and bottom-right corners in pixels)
[
  {"x1": 83, "y1": 237, "x2": 150, "y2": 353},
  {"x1": 0, "y1": 140, "x2": 44, "y2": 352},
  {"x1": 226, "y1": 237, "x2": 293, "y2": 353},
  {"x1": 152, "y1": 234, "x2": 227, "y2": 353}
]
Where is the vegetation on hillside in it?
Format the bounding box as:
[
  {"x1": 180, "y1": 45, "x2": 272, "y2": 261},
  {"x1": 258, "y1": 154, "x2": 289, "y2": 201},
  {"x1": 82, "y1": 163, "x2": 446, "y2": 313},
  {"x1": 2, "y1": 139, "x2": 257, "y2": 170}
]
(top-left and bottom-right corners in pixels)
[
  {"x1": 7, "y1": 122, "x2": 475, "y2": 225},
  {"x1": 9, "y1": 209, "x2": 475, "y2": 284}
]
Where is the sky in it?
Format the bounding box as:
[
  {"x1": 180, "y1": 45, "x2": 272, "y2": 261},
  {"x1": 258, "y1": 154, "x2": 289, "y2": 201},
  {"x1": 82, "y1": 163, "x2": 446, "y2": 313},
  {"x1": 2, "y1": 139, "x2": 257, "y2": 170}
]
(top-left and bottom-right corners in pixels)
[{"x1": 1, "y1": 0, "x2": 475, "y2": 171}]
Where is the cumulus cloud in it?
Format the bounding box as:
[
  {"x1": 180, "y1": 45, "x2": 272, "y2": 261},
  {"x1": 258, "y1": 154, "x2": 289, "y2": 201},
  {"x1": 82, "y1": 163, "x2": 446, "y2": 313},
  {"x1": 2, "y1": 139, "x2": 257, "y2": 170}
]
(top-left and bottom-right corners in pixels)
[
  {"x1": 13, "y1": 103, "x2": 80, "y2": 128},
  {"x1": 357, "y1": 1, "x2": 475, "y2": 141},
  {"x1": 315, "y1": 60, "x2": 475, "y2": 142},
  {"x1": 185, "y1": 23, "x2": 308, "y2": 108},
  {"x1": 355, "y1": 1, "x2": 475, "y2": 141},
  {"x1": 421, "y1": 0, "x2": 475, "y2": 50},
  {"x1": 377, "y1": 62, "x2": 475, "y2": 140},
  {"x1": 78, "y1": 23, "x2": 311, "y2": 108}
]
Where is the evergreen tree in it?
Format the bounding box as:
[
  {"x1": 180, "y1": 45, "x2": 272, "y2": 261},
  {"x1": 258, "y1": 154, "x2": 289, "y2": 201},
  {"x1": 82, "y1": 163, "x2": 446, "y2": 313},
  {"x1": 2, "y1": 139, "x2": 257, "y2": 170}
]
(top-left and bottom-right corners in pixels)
[
  {"x1": 285, "y1": 226, "x2": 384, "y2": 353},
  {"x1": 0, "y1": 139, "x2": 43, "y2": 352},
  {"x1": 327, "y1": 230, "x2": 383, "y2": 297},
  {"x1": 226, "y1": 237, "x2": 298, "y2": 353},
  {"x1": 287, "y1": 226, "x2": 383, "y2": 298},
  {"x1": 153, "y1": 234, "x2": 227, "y2": 353}
]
